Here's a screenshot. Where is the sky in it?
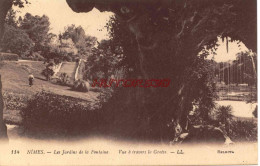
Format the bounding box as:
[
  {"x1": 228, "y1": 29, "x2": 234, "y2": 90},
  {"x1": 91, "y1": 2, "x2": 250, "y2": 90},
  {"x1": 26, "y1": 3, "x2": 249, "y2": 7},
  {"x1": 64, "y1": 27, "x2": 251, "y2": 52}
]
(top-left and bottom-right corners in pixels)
[
  {"x1": 14, "y1": 0, "x2": 249, "y2": 62},
  {"x1": 14, "y1": 0, "x2": 113, "y2": 41},
  {"x1": 206, "y1": 37, "x2": 249, "y2": 62}
]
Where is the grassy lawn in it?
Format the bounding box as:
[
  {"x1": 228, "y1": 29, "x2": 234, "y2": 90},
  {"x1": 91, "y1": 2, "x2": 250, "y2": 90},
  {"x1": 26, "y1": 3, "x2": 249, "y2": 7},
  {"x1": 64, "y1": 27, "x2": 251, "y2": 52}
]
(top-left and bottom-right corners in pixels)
[
  {"x1": 0, "y1": 61, "x2": 99, "y2": 125},
  {"x1": 0, "y1": 61, "x2": 99, "y2": 100}
]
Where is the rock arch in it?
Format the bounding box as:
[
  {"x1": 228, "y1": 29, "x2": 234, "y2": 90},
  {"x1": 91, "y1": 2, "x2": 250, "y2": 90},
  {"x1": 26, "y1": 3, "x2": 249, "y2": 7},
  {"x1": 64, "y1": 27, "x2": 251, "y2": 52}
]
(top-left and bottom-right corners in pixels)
[{"x1": 65, "y1": 0, "x2": 257, "y2": 141}]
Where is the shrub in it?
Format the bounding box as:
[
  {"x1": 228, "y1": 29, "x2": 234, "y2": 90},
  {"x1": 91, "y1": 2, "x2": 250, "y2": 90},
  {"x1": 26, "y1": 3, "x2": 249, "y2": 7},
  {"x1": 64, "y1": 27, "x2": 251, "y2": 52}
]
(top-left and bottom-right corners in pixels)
[
  {"x1": 53, "y1": 58, "x2": 61, "y2": 64},
  {"x1": 31, "y1": 52, "x2": 45, "y2": 61},
  {"x1": 63, "y1": 56, "x2": 72, "y2": 62},
  {"x1": 229, "y1": 120, "x2": 257, "y2": 142},
  {"x1": 215, "y1": 105, "x2": 234, "y2": 125},
  {"x1": 41, "y1": 68, "x2": 54, "y2": 80},
  {"x1": 72, "y1": 79, "x2": 90, "y2": 92},
  {"x1": 21, "y1": 91, "x2": 103, "y2": 136},
  {"x1": 20, "y1": 56, "x2": 32, "y2": 60},
  {"x1": 21, "y1": 52, "x2": 44, "y2": 61},
  {"x1": 3, "y1": 92, "x2": 28, "y2": 110},
  {"x1": 96, "y1": 88, "x2": 113, "y2": 106},
  {"x1": 57, "y1": 73, "x2": 70, "y2": 86},
  {"x1": 75, "y1": 58, "x2": 80, "y2": 63},
  {"x1": 0, "y1": 52, "x2": 19, "y2": 61}
]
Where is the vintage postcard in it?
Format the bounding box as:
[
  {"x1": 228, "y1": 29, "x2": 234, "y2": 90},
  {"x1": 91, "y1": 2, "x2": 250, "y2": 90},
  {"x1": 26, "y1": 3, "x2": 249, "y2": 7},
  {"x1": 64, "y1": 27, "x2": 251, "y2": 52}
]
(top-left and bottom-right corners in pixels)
[{"x1": 0, "y1": 0, "x2": 258, "y2": 165}]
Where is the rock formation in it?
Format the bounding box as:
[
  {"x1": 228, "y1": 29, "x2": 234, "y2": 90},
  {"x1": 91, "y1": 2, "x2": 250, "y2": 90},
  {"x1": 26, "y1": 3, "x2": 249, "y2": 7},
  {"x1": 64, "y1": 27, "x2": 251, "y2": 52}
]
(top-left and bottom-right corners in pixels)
[
  {"x1": 0, "y1": 0, "x2": 12, "y2": 142},
  {"x1": 66, "y1": 0, "x2": 256, "y2": 142}
]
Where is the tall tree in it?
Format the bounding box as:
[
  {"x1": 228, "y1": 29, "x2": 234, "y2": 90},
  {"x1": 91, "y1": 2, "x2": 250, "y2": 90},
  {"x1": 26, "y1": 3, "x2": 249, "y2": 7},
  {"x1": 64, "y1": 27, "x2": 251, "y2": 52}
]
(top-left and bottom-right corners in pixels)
[
  {"x1": 85, "y1": 39, "x2": 122, "y2": 80},
  {"x1": 1, "y1": 24, "x2": 34, "y2": 56},
  {"x1": 19, "y1": 13, "x2": 52, "y2": 52},
  {"x1": 61, "y1": 25, "x2": 97, "y2": 59},
  {"x1": 1, "y1": 7, "x2": 35, "y2": 56}
]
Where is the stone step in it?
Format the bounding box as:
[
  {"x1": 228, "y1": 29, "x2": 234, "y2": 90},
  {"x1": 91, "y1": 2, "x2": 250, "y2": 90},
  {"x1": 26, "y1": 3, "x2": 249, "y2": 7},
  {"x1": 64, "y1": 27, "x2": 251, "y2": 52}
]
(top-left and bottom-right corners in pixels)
[{"x1": 57, "y1": 62, "x2": 77, "y2": 83}]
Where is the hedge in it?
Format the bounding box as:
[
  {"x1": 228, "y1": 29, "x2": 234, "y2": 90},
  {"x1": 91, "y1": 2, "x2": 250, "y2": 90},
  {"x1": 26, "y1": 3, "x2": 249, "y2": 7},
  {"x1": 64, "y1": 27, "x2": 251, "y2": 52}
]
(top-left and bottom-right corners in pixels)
[
  {"x1": 72, "y1": 79, "x2": 90, "y2": 92},
  {"x1": 21, "y1": 91, "x2": 103, "y2": 137},
  {"x1": 0, "y1": 52, "x2": 19, "y2": 61},
  {"x1": 3, "y1": 92, "x2": 28, "y2": 110}
]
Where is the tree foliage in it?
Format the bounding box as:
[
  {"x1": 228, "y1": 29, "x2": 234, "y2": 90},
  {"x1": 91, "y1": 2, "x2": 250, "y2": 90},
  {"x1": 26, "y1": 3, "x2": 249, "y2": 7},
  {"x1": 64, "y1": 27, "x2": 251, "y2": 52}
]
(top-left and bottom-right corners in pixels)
[
  {"x1": 85, "y1": 40, "x2": 122, "y2": 80},
  {"x1": 19, "y1": 13, "x2": 53, "y2": 52},
  {"x1": 60, "y1": 24, "x2": 97, "y2": 59},
  {"x1": 1, "y1": 24, "x2": 34, "y2": 56},
  {"x1": 4, "y1": 9, "x2": 18, "y2": 28},
  {"x1": 12, "y1": 0, "x2": 30, "y2": 8},
  {"x1": 102, "y1": 12, "x2": 219, "y2": 137},
  {"x1": 2, "y1": 11, "x2": 99, "y2": 62},
  {"x1": 215, "y1": 105, "x2": 234, "y2": 124},
  {"x1": 229, "y1": 120, "x2": 257, "y2": 142},
  {"x1": 105, "y1": 16, "x2": 138, "y2": 72},
  {"x1": 41, "y1": 62, "x2": 55, "y2": 81},
  {"x1": 1, "y1": 11, "x2": 54, "y2": 58}
]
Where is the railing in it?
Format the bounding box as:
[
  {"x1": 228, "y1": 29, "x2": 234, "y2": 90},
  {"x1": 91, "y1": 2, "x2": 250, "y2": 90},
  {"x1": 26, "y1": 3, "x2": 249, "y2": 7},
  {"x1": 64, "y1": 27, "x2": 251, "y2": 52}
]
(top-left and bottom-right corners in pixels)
[{"x1": 216, "y1": 85, "x2": 256, "y2": 101}]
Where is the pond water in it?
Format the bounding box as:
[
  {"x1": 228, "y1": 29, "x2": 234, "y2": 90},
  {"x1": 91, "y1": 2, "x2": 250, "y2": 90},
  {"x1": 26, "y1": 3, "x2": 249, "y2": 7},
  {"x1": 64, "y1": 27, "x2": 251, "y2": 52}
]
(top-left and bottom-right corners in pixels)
[{"x1": 216, "y1": 100, "x2": 257, "y2": 118}]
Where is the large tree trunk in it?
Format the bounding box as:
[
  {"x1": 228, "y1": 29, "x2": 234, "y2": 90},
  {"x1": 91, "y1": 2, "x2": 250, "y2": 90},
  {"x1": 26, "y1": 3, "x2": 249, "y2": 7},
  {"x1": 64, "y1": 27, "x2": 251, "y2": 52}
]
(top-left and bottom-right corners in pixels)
[{"x1": 0, "y1": 0, "x2": 12, "y2": 142}]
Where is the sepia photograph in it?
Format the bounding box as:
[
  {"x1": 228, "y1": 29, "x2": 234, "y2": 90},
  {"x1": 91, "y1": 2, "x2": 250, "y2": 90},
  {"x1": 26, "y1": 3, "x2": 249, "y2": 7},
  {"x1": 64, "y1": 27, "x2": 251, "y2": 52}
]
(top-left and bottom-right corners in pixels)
[{"x1": 0, "y1": 0, "x2": 258, "y2": 165}]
